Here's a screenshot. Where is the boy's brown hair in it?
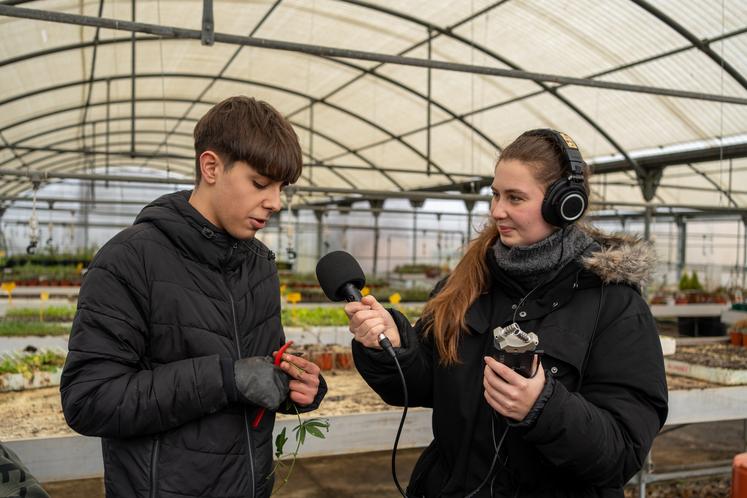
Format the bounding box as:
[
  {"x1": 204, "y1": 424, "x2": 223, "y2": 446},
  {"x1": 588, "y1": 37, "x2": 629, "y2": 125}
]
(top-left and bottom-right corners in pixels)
[{"x1": 193, "y1": 96, "x2": 303, "y2": 185}]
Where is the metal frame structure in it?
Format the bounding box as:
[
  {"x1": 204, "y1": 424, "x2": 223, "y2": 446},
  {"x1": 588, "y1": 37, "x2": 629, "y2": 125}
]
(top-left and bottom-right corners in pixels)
[
  {"x1": 0, "y1": 1, "x2": 746, "y2": 280},
  {"x1": 1, "y1": 2, "x2": 747, "y2": 205}
]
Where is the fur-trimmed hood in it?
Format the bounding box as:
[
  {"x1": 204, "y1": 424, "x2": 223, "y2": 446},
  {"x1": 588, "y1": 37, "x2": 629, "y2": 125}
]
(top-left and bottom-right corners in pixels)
[{"x1": 579, "y1": 224, "x2": 657, "y2": 287}]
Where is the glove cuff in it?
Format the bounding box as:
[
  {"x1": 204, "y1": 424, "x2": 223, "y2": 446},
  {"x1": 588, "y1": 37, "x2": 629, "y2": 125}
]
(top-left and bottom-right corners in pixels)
[{"x1": 221, "y1": 358, "x2": 238, "y2": 403}]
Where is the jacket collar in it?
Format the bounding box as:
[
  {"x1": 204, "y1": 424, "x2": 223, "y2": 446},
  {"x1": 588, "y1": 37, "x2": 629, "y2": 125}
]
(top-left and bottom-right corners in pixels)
[
  {"x1": 578, "y1": 224, "x2": 656, "y2": 287},
  {"x1": 465, "y1": 224, "x2": 654, "y2": 334},
  {"x1": 134, "y1": 190, "x2": 274, "y2": 271}
]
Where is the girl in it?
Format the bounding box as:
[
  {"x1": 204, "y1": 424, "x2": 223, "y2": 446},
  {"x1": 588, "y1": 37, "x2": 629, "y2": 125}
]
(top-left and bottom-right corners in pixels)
[{"x1": 345, "y1": 129, "x2": 668, "y2": 497}]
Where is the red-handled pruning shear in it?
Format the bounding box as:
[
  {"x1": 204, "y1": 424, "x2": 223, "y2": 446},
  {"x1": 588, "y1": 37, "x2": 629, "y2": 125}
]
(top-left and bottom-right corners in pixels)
[{"x1": 251, "y1": 340, "x2": 294, "y2": 429}]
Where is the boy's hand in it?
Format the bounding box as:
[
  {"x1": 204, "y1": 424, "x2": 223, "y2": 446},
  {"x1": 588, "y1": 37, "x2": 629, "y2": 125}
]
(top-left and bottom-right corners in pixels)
[{"x1": 277, "y1": 352, "x2": 321, "y2": 407}]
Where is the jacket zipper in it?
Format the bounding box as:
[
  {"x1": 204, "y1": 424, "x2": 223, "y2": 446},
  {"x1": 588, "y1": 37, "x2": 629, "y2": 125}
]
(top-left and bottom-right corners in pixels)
[
  {"x1": 223, "y1": 244, "x2": 256, "y2": 498},
  {"x1": 149, "y1": 438, "x2": 160, "y2": 498}
]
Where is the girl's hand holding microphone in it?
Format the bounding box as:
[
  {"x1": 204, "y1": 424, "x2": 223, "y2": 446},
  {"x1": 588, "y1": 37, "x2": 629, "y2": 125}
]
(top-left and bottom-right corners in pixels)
[{"x1": 344, "y1": 295, "x2": 401, "y2": 349}]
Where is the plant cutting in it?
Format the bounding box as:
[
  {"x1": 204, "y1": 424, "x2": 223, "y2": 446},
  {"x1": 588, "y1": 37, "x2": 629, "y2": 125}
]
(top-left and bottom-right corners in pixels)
[
  {"x1": 269, "y1": 403, "x2": 330, "y2": 495},
  {"x1": 263, "y1": 341, "x2": 331, "y2": 494}
]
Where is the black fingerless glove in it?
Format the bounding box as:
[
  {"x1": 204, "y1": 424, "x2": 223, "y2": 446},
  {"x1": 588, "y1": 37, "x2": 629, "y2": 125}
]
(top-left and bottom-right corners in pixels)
[{"x1": 227, "y1": 356, "x2": 290, "y2": 411}]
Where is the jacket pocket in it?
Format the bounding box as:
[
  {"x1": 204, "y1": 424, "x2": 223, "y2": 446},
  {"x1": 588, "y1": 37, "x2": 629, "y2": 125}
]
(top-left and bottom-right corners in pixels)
[
  {"x1": 536, "y1": 324, "x2": 589, "y2": 391},
  {"x1": 406, "y1": 440, "x2": 445, "y2": 497}
]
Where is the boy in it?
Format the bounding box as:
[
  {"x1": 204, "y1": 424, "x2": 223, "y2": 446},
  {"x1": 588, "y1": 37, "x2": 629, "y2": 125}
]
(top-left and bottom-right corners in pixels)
[{"x1": 61, "y1": 96, "x2": 326, "y2": 498}]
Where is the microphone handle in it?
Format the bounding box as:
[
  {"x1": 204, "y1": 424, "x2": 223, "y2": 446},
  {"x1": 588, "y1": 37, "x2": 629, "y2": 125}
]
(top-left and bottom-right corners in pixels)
[{"x1": 342, "y1": 283, "x2": 363, "y2": 302}]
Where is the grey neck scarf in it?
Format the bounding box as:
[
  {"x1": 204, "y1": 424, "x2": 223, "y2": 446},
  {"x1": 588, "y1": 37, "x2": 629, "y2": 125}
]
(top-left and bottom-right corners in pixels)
[{"x1": 492, "y1": 224, "x2": 597, "y2": 290}]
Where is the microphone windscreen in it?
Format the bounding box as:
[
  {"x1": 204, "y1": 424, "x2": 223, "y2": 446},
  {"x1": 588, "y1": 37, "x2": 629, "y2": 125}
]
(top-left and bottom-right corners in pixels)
[{"x1": 315, "y1": 251, "x2": 366, "y2": 302}]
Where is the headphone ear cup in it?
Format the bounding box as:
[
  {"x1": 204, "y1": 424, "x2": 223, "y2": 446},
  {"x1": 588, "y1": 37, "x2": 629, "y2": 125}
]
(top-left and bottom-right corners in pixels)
[
  {"x1": 542, "y1": 179, "x2": 565, "y2": 227},
  {"x1": 542, "y1": 179, "x2": 588, "y2": 227}
]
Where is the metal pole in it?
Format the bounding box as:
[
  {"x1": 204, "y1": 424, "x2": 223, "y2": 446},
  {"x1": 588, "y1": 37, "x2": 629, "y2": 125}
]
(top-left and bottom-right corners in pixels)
[
  {"x1": 370, "y1": 199, "x2": 384, "y2": 276},
  {"x1": 105, "y1": 78, "x2": 110, "y2": 187},
  {"x1": 386, "y1": 235, "x2": 391, "y2": 277},
  {"x1": 677, "y1": 216, "x2": 687, "y2": 282},
  {"x1": 426, "y1": 28, "x2": 432, "y2": 177},
  {"x1": 130, "y1": 0, "x2": 136, "y2": 158},
  {"x1": 743, "y1": 216, "x2": 747, "y2": 290},
  {"x1": 373, "y1": 213, "x2": 380, "y2": 276},
  {"x1": 314, "y1": 210, "x2": 324, "y2": 261},
  {"x1": 412, "y1": 210, "x2": 417, "y2": 265},
  {"x1": 200, "y1": 0, "x2": 214, "y2": 46},
  {"x1": 464, "y1": 199, "x2": 476, "y2": 243},
  {"x1": 276, "y1": 210, "x2": 283, "y2": 256},
  {"x1": 644, "y1": 205, "x2": 653, "y2": 241}
]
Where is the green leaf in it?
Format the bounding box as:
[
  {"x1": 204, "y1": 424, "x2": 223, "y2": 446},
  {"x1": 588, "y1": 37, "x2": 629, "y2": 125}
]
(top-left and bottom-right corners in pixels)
[
  {"x1": 304, "y1": 425, "x2": 326, "y2": 439},
  {"x1": 303, "y1": 419, "x2": 330, "y2": 430},
  {"x1": 296, "y1": 425, "x2": 306, "y2": 445},
  {"x1": 275, "y1": 428, "x2": 287, "y2": 458}
]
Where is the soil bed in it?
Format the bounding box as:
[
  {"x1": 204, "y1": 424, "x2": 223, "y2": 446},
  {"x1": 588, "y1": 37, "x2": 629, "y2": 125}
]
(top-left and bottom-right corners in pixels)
[{"x1": 670, "y1": 343, "x2": 747, "y2": 370}]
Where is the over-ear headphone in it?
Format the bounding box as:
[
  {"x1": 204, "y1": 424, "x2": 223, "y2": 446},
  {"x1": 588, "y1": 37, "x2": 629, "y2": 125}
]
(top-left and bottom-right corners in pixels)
[{"x1": 528, "y1": 129, "x2": 588, "y2": 227}]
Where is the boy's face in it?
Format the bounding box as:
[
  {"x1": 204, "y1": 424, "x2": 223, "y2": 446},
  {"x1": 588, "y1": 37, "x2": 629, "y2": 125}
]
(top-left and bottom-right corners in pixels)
[{"x1": 208, "y1": 157, "x2": 284, "y2": 240}]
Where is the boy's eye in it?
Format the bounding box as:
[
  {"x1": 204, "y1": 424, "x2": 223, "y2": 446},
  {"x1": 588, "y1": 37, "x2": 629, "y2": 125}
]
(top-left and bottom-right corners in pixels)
[{"x1": 253, "y1": 181, "x2": 268, "y2": 189}]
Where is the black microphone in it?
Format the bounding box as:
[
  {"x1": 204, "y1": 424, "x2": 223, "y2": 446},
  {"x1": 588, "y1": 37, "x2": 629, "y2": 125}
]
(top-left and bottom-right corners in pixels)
[
  {"x1": 315, "y1": 251, "x2": 396, "y2": 358},
  {"x1": 315, "y1": 250, "x2": 407, "y2": 497},
  {"x1": 315, "y1": 250, "x2": 366, "y2": 302}
]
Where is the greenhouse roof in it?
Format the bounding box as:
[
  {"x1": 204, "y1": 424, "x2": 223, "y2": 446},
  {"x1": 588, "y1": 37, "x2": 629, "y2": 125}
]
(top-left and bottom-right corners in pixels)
[{"x1": 1, "y1": 0, "x2": 746, "y2": 213}]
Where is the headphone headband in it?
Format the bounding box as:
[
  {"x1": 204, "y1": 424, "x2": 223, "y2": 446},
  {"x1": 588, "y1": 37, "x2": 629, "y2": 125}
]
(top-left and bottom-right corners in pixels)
[{"x1": 525, "y1": 128, "x2": 586, "y2": 179}]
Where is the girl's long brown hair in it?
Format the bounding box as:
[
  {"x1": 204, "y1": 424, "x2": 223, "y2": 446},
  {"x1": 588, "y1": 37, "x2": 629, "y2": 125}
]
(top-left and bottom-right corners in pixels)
[
  {"x1": 421, "y1": 223, "x2": 499, "y2": 364},
  {"x1": 422, "y1": 130, "x2": 590, "y2": 365}
]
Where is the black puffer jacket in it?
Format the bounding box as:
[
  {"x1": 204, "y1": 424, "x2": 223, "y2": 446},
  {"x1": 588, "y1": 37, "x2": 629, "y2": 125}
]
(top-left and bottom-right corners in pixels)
[
  {"x1": 60, "y1": 191, "x2": 325, "y2": 498},
  {"x1": 353, "y1": 229, "x2": 668, "y2": 498}
]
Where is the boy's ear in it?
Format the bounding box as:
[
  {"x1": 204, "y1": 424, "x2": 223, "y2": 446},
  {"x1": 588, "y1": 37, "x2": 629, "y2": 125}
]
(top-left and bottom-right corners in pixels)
[{"x1": 198, "y1": 151, "x2": 222, "y2": 185}]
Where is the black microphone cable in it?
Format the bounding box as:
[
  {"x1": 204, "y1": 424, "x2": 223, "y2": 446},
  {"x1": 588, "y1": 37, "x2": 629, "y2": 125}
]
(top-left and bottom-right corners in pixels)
[
  {"x1": 377, "y1": 333, "x2": 408, "y2": 498},
  {"x1": 464, "y1": 413, "x2": 509, "y2": 498},
  {"x1": 464, "y1": 358, "x2": 542, "y2": 498}
]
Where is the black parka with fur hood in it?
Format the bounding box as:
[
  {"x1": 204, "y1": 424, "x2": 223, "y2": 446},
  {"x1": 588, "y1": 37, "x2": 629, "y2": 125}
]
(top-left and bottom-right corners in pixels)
[
  {"x1": 60, "y1": 191, "x2": 326, "y2": 498},
  {"x1": 353, "y1": 227, "x2": 668, "y2": 498}
]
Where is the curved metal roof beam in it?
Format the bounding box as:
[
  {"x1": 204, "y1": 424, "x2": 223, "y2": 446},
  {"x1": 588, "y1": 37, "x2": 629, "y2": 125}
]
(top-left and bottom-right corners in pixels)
[
  {"x1": 0, "y1": 35, "x2": 153, "y2": 69},
  {"x1": 0, "y1": 154, "x2": 191, "y2": 198},
  {"x1": 0, "y1": 147, "x2": 333, "y2": 203},
  {"x1": 2, "y1": 134, "x2": 195, "y2": 170},
  {"x1": 0, "y1": 110, "x2": 362, "y2": 197},
  {"x1": 0, "y1": 60, "x2": 455, "y2": 184},
  {"x1": 0, "y1": 35, "x2": 496, "y2": 175},
  {"x1": 9, "y1": 115, "x2": 190, "y2": 147},
  {"x1": 316, "y1": 56, "x2": 501, "y2": 153},
  {"x1": 631, "y1": 0, "x2": 747, "y2": 92},
  {"x1": 335, "y1": 0, "x2": 647, "y2": 181},
  {"x1": 0, "y1": 139, "x2": 332, "y2": 203},
  {"x1": 0, "y1": 72, "x2": 456, "y2": 189},
  {"x1": 0, "y1": 96, "x2": 404, "y2": 191},
  {"x1": 322, "y1": 25, "x2": 747, "y2": 164},
  {"x1": 285, "y1": 2, "x2": 509, "y2": 150},
  {"x1": 2, "y1": 114, "x2": 474, "y2": 179},
  {"x1": 428, "y1": 26, "x2": 747, "y2": 140}
]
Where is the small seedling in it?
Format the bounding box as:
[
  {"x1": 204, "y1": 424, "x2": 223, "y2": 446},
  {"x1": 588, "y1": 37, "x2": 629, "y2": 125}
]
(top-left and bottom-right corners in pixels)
[{"x1": 268, "y1": 401, "x2": 330, "y2": 495}]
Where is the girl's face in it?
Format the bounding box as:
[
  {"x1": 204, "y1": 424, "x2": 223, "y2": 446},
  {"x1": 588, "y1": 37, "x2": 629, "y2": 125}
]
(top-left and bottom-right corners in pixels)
[{"x1": 490, "y1": 159, "x2": 556, "y2": 247}]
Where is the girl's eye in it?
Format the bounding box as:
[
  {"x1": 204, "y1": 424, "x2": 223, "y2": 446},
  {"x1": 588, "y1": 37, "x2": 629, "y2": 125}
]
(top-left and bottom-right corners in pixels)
[{"x1": 253, "y1": 181, "x2": 268, "y2": 189}]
